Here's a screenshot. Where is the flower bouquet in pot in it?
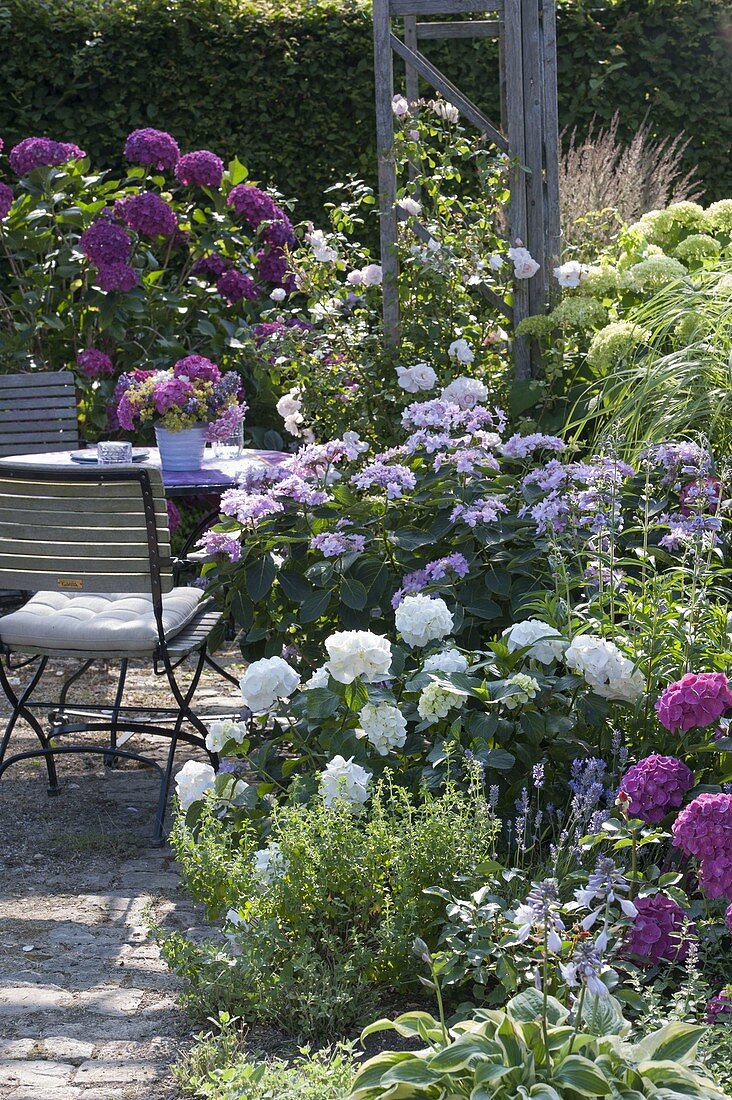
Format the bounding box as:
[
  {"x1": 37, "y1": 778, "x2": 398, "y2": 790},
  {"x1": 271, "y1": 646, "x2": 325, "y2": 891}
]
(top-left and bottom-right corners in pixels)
[{"x1": 113, "y1": 355, "x2": 247, "y2": 471}]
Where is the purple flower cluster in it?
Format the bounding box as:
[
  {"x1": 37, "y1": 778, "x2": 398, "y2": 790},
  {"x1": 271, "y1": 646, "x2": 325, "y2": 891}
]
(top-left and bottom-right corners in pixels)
[
  {"x1": 205, "y1": 403, "x2": 246, "y2": 443},
  {"x1": 124, "y1": 128, "x2": 180, "y2": 171},
  {"x1": 117, "y1": 192, "x2": 178, "y2": 237},
  {"x1": 79, "y1": 220, "x2": 131, "y2": 266},
  {"x1": 656, "y1": 672, "x2": 732, "y2": 732},
  {"x1": 402, "y1": 398, "x2": 505, "y2": 436},
  {"x1": 196, "y1": 530, "x2": 242, "y2": 562},
  {"x1": 569, "y1": 757, "x2": 610, "y2": 830},
  {"x1": 76, "y1": 348, "x2": 114, "y2": 379},
  {"x1": 726, "y1": 901, "x2": 732, "y2": 934},
  {"x1": 658, "y1": 511, "x2": 722, "y2": 552},
  {"x1": 521, "y1": 456, "x2": 634, "y2": 537},
  {"x1": 95, "y1": 264, "x2": 139, "y2": 292},
  {"x1": 175, "y1": 150, "x2": 224, "y2": 188},
  {"x1": 618, "y1": 755, "x2": 694, "y2": 824},
  {"x1": 351, "y1": 461, "x2": 416, "y2": 499},
  {"x1": 625, "y1": 893, "x2": 693, "y2": 962},
  {"x1": 220, "y1": 489, "x2": 284, "y2": 525},
  {"x1": 644, "y1": 441, "x2": 713, "y2": 488},
  {"x1": 673, "y1": 792, "x2": 732, "y2": 899},
  {"x1": 0, "y1": 182, "x2": 13, "y2": 220},
  {"x1": 707, "y1": 988, "x2": 732, "y2": 1024},
  {"x1": 191, "y1": 254, "x2": 231, "y2": 281},
  {"x1": 501, "y1": 433, "x2": 566, "y2": 459},
  {"x1": 166, "y1": 499, "x2": 181, "y2": 535},
  {"x1": 392, "y1": 552, "x2": 470, "y2": 608},
  {"x1": 451, "y1": 498, "x2": 509, "y2": 528},
  {"x1": 154, "y1": 376, "x2": 194, "y2": 415},
  {"x1": 173, "y1": 355, "x2": 221, "y2": 383},
  {"x1": 226, "y1": 184, "x2": 295, "y2": 247},
  {"x1": 256, "y1": 247, "x2": 290, "y2": 286},
  {"x1": 310, "y1": 531, "x2": 366, "y2": 558},
  {"x1": 9, "y1": 137, "x2": 86, "y2": 176},
  {"x1": 216, "y1": 269, "x2": 258, "y2": 304}
]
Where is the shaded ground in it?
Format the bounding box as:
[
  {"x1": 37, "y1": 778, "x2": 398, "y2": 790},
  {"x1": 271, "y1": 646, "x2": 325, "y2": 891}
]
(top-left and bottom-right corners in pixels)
[{"x1": 0, "y1": 651, "x2": 244, "y2": 1099}]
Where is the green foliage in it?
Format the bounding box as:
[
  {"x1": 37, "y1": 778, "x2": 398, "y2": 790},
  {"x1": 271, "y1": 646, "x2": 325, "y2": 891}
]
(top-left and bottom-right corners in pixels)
[
  {"x1": 350, "y1": 994, "x2": 730, "y2": 1100},
  {"x1": 0, "y1": 0, "x2": 729, "y2": 237}
]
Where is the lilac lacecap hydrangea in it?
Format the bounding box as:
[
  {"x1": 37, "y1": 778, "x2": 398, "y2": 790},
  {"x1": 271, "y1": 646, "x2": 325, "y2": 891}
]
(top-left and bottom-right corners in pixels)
[
  {"x1": 0, "y1": 182, "x2": 13, "y2": 219},
  {"x1": 94, "y1": 264, "x2": 139, "y2": 293},
  {"x1": 196, "y1": 530, "x2": 242, "y2": 562},
  {"x1": 618, "y1": 754, "x2": 694, "y2": 824},
  {"x1": 656, "y1": 672, "x2": 732, "y2": 732},
  {"x1": 76, "y1": 349, "x2": 114, "y2": 378},
  {"x1": 175, "y1": 150, "x2": 224, "y2": 188},
  {"x1": 9, "y1": 137, "x2": 86, "y2": 176},
  {"x1": 624, "y1": 893, "x2": 693, "y2": 963},
  {"x1": 124, "y1": 128, "x2": 180, "y2": 171},
  {"x1": 216, "y1": 269, "x2": 258, "y2": 304},
  {"x1": 707, "y1": 989, "x2": 732, "y2": 1024},
  {"x1": 173, "y1": 355, "x2": 220, "y2": 384},
  {"x1": 117, "y1": 192, "x2": 178, "y2": 237},
  {"x1": 79, "y1": 220, "x2": 131, "y2": 266}
]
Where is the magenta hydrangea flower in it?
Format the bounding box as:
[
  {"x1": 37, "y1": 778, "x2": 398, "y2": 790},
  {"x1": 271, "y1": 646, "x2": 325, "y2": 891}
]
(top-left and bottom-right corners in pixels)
[
  {"x1": 698, "y1": 855, "x2": 732, "y2": 900},
  {"x1": 256, "y1": 247, "x2": 289, "y2": 285},
  {"x1": 227, "y1": 183, "x2": 279, "y2": 226},
  {"x1": 175, "y1": 150, "x2": 224, "y2": 188},
  {"x1": 9, "y1": 137, "x2": 86, "y2": 176},
  {"x1": 261, "y1": 213, "x2": 296, "y2": 249},
  {"x1": 216, "y1": 269, "x2": 258, "y2": 304},
  {"x1": 153, "y1": 376, "x2": 194, "y2": 415},
  {"x1": 618, "y1": 755, "x2": 694, "y2": 824},
  {"x1": 173, "y1": 355, "x2": 220, "y2": 384},
  {"x1": 656, "y1": 672, "x2": 732, "y2": 732},
  {"x1": 707, "y1": 988, "x2": 732, "y2": 1024},
  {"x1": 94, "y1": 264, "x2": 139, "y2": 293},
  {"x1": 118, "y1": 192, "x2": 178, "y2": 237},
  {"x1": 76, "y1": 349, "x2": 114, "y2": 378},
  {"x1": 0, "y1": 182, "x2": 12, "y2": 220},
  {"x1": 191, "y1": 254, "x2": 231, "y2": 281},
  {"x1": 124, "y1": 128, "x2": 180, "y2": 171},
  {"x1": 624, "y1": 893, "x2": 693, "y2": 963},
  {"x1": 79, "y1": 220, "x2": 131, "y2": 266}
]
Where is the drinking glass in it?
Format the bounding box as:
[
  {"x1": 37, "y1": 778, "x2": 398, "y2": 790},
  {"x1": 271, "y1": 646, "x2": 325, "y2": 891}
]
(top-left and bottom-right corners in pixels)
[{"x1": 97, "y1": 440, "x2": 133, "y2": 464}]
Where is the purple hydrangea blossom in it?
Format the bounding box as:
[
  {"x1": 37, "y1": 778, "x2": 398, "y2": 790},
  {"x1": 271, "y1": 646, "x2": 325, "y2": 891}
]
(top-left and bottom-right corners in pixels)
[
  {"x1": 174, "y1": 150, "x2": 224, "y2": 188},
  {"x1": 79, "y1": 220, "x2": 131, "y2": 266},
  {"x1": 76, "y1": 349, "x2": 114, "y2": 378},
  {"x1": 618, "y1": 755, "x2": 694, "y2": 823},
  {"x1": 501, "y1": 433, "x2": 566, "y2": 459},
  {"x1": 726, "y1": 902, "x2": 732, "y2": 934},
  {"x1": 118, "y1": 193, "x2": 178, "y2": 237},
  {"x1": 124, "y1": 128, "x2": 180, "y2": 171},
  {"x1": 9, "y1": 137, "x2": 86, "y2": 175},
  {"x1": 196, "y1": 530, "x2": 242, "y2": 562},
  {"x1": 656, "y1": 672, "x2": 732, "y2": 731},
  {"x1": 220, "y1": 489, "x2": 284, "y2": 525},
  {"x1": 673, "y1": 792, "x2": 732, "y2": 898},
  {"x1": 216, "y1": 269, "x2": 259, "y2": 304},
  {"x1": 256, "y1": 247, "x2": 289, "y2": 285},
  {"x1": 310, "y1": 531, "x2": 366, "y2": 558},
  {"x1": 227, "y1": 184, "x2": 280, "y2": 227},
  {"x1": 94, "y1": 263, "x2": 139, "y2": 292},
  {"x1": 392, "y1": 553, "x2": 470, "y2": 608},
  {"x1": 154, "y1": 376, "x2": 194, "y2": 415},
  {"x1": 0, "y1": 183, "x2": 13, "y2": 220},
  {"x1": 433, "y1": 447, "x2": 500, "y2": 475},
  {"x1": 698, "y1": 855, "x2": 732, "y2": 900},
  {"x1": 707, "y1": 988, "x2": 732, "y2": 1024},
  {"x1": 625, "y1": 893, "x2": 693, "y2": 962},
  {"x1": 191, "y1": 254, "x2": 231, "y2": 281},
  {"x1": 451, "y1": 498, "x2": 509, "y2": 527},
  {"x1": 173, "y1": 355, "x2": 221, "y2": 384},
  {"x1": 205, "y1": 403, "x2": 247, "y2": 443},
  {"x1": 351, "y1": 461, "x2": 416, "y2": 499}
]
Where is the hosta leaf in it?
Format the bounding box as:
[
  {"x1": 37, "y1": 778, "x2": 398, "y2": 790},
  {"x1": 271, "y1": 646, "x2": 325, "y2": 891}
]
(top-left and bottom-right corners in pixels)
[
  {"x1": 508, "y1": 989, "x2": 569, "y2": 1026},
  {"x1": 349, "y1": 1053, "x2": 415, "y2": 1097},
  {"x1": 381, "y1": 1059, "x2": 441, "y2": 1086},
  {"x1": 529, "y1": 1086, "x2": 563, "y2": 1100},
  {"x1": 428, "y1": 1036, "x2": 493, "y2": 1073},
  {"x1": 553, "y1": 1055, "x2": 612, "y2": 1095},
  {"x1": 581, "y1": 993, "x2": 627, "y2": 1037},
  {"x1": 634, "y1": 1023, "x2": 704, "y2": 1065}
]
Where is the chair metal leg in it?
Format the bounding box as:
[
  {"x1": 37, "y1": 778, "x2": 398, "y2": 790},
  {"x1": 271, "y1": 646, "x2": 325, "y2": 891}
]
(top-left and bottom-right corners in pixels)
[
  {"x1": 203, "y1": 651, "x2": 241, "y2": 688},
  {"x1": 104, "y1": 659, "x2": 128, "y2": 768},
  {"x1": 0, "y1": 655, "x2": 58, "y2": 792}
]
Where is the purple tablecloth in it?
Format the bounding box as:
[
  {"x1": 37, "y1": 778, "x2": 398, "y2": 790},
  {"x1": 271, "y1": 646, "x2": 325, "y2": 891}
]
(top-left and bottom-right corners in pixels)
[{"x1": 0, "y1": 446, "x2": 290, "y2": 497}]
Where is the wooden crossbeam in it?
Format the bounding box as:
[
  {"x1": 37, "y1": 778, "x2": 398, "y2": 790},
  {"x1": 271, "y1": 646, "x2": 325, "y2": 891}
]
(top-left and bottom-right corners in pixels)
[
  {"x1": 416, "y1": 20, "x2": 500, "y2": 38},
  {"x1": 390, "y1": 35, "x2": 508, "y2": 152},
  {"x1": 391, "y1": 0, "x2": 503, "y2": 14}
]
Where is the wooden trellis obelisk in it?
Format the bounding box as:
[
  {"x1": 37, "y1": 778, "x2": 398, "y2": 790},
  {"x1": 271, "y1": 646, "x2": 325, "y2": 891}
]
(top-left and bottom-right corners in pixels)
[{"x1": 373, "y1": 0, "x2": 561, "y2": 380}]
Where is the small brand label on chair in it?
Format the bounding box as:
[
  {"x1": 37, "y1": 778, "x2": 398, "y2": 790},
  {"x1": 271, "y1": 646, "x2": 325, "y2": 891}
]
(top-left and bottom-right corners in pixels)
[{"x1": 57, "y1": 578, "x2": 83, "y2": 590}]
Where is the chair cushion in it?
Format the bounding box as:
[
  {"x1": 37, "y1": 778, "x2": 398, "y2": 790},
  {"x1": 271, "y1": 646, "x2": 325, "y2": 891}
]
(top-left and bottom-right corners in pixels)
[{"x1": 0, "y1": 588, "x2": 206, "y2": 656}]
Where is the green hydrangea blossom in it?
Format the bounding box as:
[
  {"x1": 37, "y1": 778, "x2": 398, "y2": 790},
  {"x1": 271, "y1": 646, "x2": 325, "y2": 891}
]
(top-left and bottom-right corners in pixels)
[
  {"x1": 587, "y1": 321, "x2": 649, "y2": 373},
  {"x1": 674, "y1": 234, "x2": 722, "y2": 262},
  {"x1": 626, "y1": 254, "x2": 687, "y2": 291},
  {"x1": 548, "y1": 296, "x2": 608, "y2": 332},
  {"x1": 575, "y1": 265, "x2": 619, "y2": 299},
  {"x1": 705, "y1": 199, "x2": 732, "y2": 233},
  {"x1": 515, "y1": 313, "x2": 555, "y2": 339}
]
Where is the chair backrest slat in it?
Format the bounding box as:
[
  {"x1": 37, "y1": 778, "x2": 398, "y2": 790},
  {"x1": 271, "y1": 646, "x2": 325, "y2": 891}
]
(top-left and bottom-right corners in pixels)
[
  {"x1": 0, "y1": 466, "x2": 172, "y2": 596},
  {"x1": 0, "y1": 371, "x2": 79, "y2": 456}
]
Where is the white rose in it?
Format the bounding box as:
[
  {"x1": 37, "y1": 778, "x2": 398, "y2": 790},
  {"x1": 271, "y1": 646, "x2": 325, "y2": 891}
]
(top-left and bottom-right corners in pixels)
[
  {"x1": 432, "y1": 100, "x2": 459, "y2": 124},
  {"x1": 398, "y1": 196, "x2": 422, "y2": 217},
  {"x1": 303, "y1": 666, "x2": 330, "y2": 690},
  {"x1": 441, "y1": 375, "x2": 487, "y2": 409},
  {"x1": 395, "y1": 594, "x2": 454, "y2": 648},
  {"x1": 205, "y1": 718, "x2": 248, "y2": 754},
  {"x1": 423, "y1": 648, "x2": 469, "y2": 674},
  {"x1": 554, "y1": 261, "x2": 588, "y2": 288},
  {"x1": 276, "y1": 387, "x2": 301, "y2": 421},
  {"x1": 359, "y1": 702, "x2": 407, "y2": 755},
  {"x1": 508, "y1": 246, "x2": 540, "y2": 279},
  {"x1": 175, "y1": 761, "x2": 216, "y2": 811},
  {"x1": 325, "y1": 630, "x2": 393, "y2": 684},
  {"x1": 307, "y1": 228, "x2": 338, "y2": 263},
  {"x1": 489, "y1": 254, "x2": 504, "y2": 272},
  {"x1": 485, "y1": 327, "x2": 509, "y2": 345},
  {"x1": 360, "y1": 263, "x2": 383, "y2": 287},
  {"x1": 503, "y1": 620, "x2": 567, "y2": 665},
  {"x1": 564, "y1": 635, "x2": 644, "y2": 703},
  {"x1": 346, "y1": 269, "x2": 364, "y2": 286},
  {"x1": 319, "y1": 755, "x2": 372, "y2": 809},
  {"x1": 253, "y1": 842, "x2": 285, "y2": 886},
  {"x1": 417, "y1": 681, "x2": 467, "y2": 724},
  {"x1": 392, "y1": 94, "x2": 410, "y2": 118},
  {"x1": 270, "y1": 287, "x2": 286, "y2": 302},
  {"x1": 396, "y1": 362, "x2": 438, "y2": 393},
  {"x1": 447, "y1": 339, "x2": 475, "y2": 366},
  {"x1": 239, "y1": 656, "x2": 301, "y2": 715}
]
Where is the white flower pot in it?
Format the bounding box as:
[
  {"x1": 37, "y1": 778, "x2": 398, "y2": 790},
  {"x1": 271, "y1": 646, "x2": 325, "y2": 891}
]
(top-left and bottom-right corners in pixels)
[{"x1": 154, "y1": 423, "x2": 208, "y2": 471}]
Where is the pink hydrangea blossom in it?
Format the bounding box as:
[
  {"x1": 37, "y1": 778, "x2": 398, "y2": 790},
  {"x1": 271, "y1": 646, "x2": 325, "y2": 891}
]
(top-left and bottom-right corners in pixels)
[
  {"x1": 656, "y1": 672, "x2": 732, "y2": 732},
  {"x1": 76, "y1": 349, "x2": 114, "y2": 378},
  {"x1": 707, "y1": 988, "x2": 732, "y2": 1024},
  {"x1": 624, "y1": 893, "x2": 693, "y2": 963},
  {"x1": 618, "y1": 755, "x2": 694, "y2": 824}
]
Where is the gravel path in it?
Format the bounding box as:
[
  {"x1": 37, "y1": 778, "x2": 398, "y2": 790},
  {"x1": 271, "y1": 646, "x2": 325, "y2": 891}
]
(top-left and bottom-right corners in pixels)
[{"x1": 0, "y1": 653, "x2": 244, "y2": 1099}]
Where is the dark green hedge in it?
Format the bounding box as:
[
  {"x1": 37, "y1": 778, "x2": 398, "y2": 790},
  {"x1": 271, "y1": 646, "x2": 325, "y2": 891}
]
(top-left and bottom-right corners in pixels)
[{"x1": 0, "y1": 0, "x2": 730, "y2": 224}]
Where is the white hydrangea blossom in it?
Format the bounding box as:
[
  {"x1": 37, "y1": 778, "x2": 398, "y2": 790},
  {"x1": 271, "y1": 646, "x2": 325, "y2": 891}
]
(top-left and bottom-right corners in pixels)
[
  {"x1": 502, "y1": 673, "x2": 540, "y2": 710},
  {"x1": 396, "y1": 362, "x2": 437, "y2": 393},
  {"x1": 422, "y1": 648, "x2": 469, "y2": 674},
  {"x1": 503, "y1": 619, "x2": 567, "y2": 664},
  {"x1": 175, "y1": 761, "x2": 216, "y2": 811},
  {"x1": 441, "y1": 375, "x2": 487, "y2": 408},
  {"x1": 417, "y1": 681, "x2": 467, "y2": 724},
  {"x1": 446, "y1": 339, "x2": 475, "y2": 365},
  {"x1": 358, "y1": 702, "x2": 408, "y2": 755},
  {"x1": 564, "y1": 635, "x2": 645, "y2": 702},
  {"x1": 325, "y1": 630, "x2": 392, "y2": 684},
  {"x1": 395, "y1": 594, "x2": 454, "y2": 648},
  {"x1": 303, "y1": 666, "x2": 331, "y2": 690},
  {"x1": 205, "y1": 718, "x2": 248, "y2": 754},
  {"x1": 253, "y1": 842, "x2": 285, "y2": 886},
  {"x1": 240, "y1": 656, "x2": 300, "y2": 714},
  {"x1": 319, "y1": 755, "x2": 372, "y2": 809}
]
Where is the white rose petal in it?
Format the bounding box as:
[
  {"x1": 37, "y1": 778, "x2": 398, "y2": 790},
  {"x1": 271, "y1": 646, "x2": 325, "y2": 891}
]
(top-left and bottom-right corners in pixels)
[
  {"x1": 398, "y1": 196, "x2": 422, "y2": 217},
  {"x1": 447, "y1": 339, "x2": 475, "y2": 366},
  {"x1": 270, "y1": 287, "x2": 286, "y2": 302},
  {"x1": 554, "y1": 260, "x2": 589, "y2": 288},
  {"x1": 508, "y1": 246, "x2": 540, "y2": 279},
  {"x1": 441, "y1": 375, "x2": 487, "y2": 409},
  {"x1": 360, "y1": 263, "x2": 383, "y2": 287},
  {"x1": 392, "y1": 94, "x2": 410, "y2": 118},
  {"x1": 396, "y1": 362, "x2": 438, "y2": 393}
]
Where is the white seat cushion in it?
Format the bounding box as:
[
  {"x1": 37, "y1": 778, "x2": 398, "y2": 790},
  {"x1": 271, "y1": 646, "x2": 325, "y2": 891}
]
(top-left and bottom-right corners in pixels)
[{"x1": 0, "y1": 588, "x2": 206, "y2": 656}]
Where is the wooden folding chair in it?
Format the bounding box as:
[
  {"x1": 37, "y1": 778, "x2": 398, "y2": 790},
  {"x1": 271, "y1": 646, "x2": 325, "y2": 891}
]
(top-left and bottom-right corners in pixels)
[
  {"x1": 0, "y1": 371, "x2": 80, "y2": 456},
  {"x1": 0, "y1": 464, "x2": 222, "y2": 841}
]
